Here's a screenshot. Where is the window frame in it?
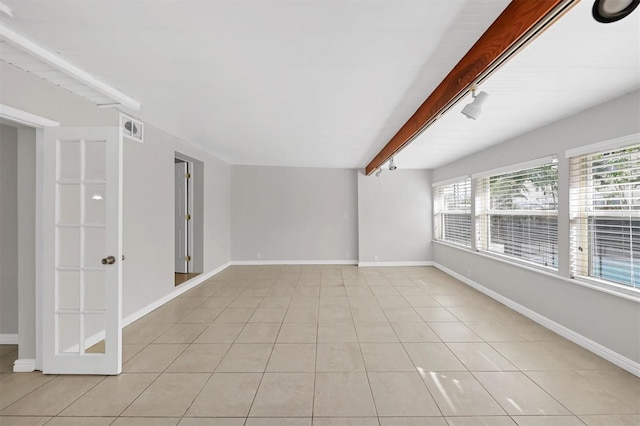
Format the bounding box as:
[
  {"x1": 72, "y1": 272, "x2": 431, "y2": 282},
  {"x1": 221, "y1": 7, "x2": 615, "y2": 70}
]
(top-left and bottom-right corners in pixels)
[{"x1": 432, "y1": 177, "x2": 472, "y2": 249}]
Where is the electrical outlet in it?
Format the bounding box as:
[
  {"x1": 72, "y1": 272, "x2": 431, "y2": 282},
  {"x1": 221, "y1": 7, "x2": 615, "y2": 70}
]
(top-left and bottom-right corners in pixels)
[{"x1": 257, "y1": 253, "x2": 262, "y2": 259}]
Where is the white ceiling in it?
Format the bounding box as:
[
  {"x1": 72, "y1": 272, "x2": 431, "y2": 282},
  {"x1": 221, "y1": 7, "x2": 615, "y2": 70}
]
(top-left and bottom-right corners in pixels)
[
  {"x1": 396, "y1": 0, "x2": 640, "y2": 169},
  {"x1": 0, "y1": 0, "x2": 638, "y2": 170}
]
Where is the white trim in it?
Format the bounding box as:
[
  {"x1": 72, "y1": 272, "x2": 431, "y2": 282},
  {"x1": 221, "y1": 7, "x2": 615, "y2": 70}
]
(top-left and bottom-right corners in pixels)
[
  {"x1": 231, "y1": 260, "x2": 358, "y2": 266},
  {"x1": 432, "y1": 176, "x2": 470, "y2": 188},
  {"x1": 122, "y1": 262, "x2": 231, "y2": 326},
  {"x1": 13, "y1": 359, "x2": 36, "y2": 373},
  {"x1": 358, "y1": 261, "x2": 433, "y2": 267},
  {"x1": 0, "y1": 24, "x2": 140, "y2": 110},
  {"x1": 565, "y1": 133, "x2": 640, "y2": 158},
  {"x1": 0, "y1": 104, "x2": 59, "y2": 128},
  {"x1": 0, "y1": 333, "x2": 18, "y2": 344},
  {"x1": 0, "y1": 2, "x2": 13, "y2": 18},
  {"x1": 432, "y1": 261, "x2": 640, "y2": 378},
  {"x1": 471, "y1": 155, "x2": 555, "y2": 179}
]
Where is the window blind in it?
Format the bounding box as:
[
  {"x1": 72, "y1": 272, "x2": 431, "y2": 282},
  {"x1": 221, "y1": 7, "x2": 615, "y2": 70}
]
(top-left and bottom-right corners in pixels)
[
  {"x1": 433, "y1": 179, "x2": 471, "y2": 247},
  {"x1": 476, "y1": 159, "x2": 558, "y2": 268},
  {"x1": 569, "y1": 144, "x2": 640, "y2": 288}
]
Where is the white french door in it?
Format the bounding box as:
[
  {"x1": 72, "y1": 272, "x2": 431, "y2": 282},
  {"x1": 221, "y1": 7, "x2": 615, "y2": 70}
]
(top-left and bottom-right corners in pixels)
[
  {"x1": 174, "y1": 161, "x2": 188, "y2": 273},
  {"x1": 42, "y1": 127, "x2": 122, "y2": 375}
]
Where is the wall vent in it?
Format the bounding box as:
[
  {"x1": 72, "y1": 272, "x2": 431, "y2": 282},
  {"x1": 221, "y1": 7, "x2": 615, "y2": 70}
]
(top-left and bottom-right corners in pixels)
[{"x1": 120, "y1": 114, "x2": 143, "y2": 143}]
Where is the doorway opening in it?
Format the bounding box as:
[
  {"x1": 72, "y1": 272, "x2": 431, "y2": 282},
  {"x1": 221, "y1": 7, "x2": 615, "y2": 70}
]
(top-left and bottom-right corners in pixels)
[{"x1": 174, "y1": 154, "x2": 203, "y2": 286}]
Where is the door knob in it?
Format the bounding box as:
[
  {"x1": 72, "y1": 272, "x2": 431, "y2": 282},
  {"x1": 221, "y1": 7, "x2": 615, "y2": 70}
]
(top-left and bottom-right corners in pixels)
[{"x1": 101, "y1": 255, "x2": 116, "y2": 265}]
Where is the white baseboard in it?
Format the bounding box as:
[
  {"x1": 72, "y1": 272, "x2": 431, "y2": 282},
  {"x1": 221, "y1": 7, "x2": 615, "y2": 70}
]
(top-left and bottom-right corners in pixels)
[
  {"x1": 231, "y1": 260, "x2": 358, "y2": 266},
  {"x1": 122, "y1": 261, "x2": 232, "y2": 327},
  {"x1": 13, "y1": 358, "x2": 36, "y2": 372},
  {"x1": 358, "y1": 261, "x2": 434, "y2": 267},
  {"x1": 433, "y1": 262, "x2": 640, "y2": 378},
  {"x1": 0, "y1": 334, "x2": 18, "y2": 344}
]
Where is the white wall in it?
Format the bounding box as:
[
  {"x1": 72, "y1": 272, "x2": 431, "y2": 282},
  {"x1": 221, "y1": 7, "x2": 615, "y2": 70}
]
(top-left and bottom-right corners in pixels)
[
  {"x1": 432, "y1": 90, "x2": 640, "y2": 364},
  {"x1": 123, "y1": 126, "x2": 231, "y2": 318},
  {"x1": 231, "y1": 166, "x2": 358, "y2": 262},
  {"x1": 358, "y1": 169, "x2": 432, "y2": 264},
  {"x1": 0, "y1": 124, "x2": 19, "y2": 335}
]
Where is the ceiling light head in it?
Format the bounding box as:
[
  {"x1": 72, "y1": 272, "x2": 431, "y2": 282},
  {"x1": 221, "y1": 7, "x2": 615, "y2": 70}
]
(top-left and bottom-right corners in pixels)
[
  {"x1": 461, "y1": 89, "x2": 489, "y2": 120},
  {"x1": 593, "y1": 0, "x2": 639, "y2": 23},
  {"x1": 375, "y1": 167, "x2": 382, "y2": 177},
  {"x1": 388, "y1": 157, "x2": 397, "y2": 171}
]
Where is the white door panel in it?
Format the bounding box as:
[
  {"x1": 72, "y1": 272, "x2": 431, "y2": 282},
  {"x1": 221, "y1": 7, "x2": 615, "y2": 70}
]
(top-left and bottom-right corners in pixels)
[
  {"x1": 42, "y1": 126, "x2": 122, "y2": 375},
  {"x1": 175, "y1": 162, "x2": 188, "y2": 273}
]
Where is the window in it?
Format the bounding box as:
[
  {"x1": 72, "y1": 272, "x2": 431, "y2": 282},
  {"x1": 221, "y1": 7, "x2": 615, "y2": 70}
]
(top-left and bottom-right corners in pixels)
[
  {"x1": 433, "y1": 178, "x2": 471, "y2": 247},
  {"x1": 569, "y1": 143, "x2": 640, "y2": 289},
  {"x1": 476, "y1": 158, "x2": 558, "y2": 268}
]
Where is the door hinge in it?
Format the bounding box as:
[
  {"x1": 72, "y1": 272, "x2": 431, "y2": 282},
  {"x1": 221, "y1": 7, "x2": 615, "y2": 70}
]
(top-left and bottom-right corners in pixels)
[
  {"x1": 185, "y1": 172, "x2": 191, "y2": 179},
  {"x1": 185, "y1": 214, "x2": 191, "y2": 221},
  {"x1": 185, "y1": 255, "x2": 191, "y2": 261}
]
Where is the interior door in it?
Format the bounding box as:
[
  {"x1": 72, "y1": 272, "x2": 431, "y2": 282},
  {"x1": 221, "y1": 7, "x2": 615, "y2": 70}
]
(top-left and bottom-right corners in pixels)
[
  {"x1": 42, "y1": 126, "x2": 122, "y2": 375},
  {"x1": 175, "y1": 161, "x2": 188, "y2": 273}
]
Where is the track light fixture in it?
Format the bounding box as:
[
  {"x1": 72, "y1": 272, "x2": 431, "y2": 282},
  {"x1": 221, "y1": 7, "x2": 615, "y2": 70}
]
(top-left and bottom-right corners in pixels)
[
  {"x1": 461, "y1": 84, "x2": 489, "y2": 120},
  {"x1": 389, "y1": 156, "x2": 397, "y2": 171},
  {"x1": 592, "y1": 0, "x2": 639, "y2": 23},
  {"x1": 375, "y1": 167, "x2": 382, "y2": 177}
]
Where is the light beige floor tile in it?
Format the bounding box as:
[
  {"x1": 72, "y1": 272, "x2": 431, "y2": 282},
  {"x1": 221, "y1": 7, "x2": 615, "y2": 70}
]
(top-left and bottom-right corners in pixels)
[
  {"x1": 179, "y1": 419, "x2": 245, "y2": 426},
  {"x1": 1, "y1": 375, "x2": 104, "y2": 416},
  {"x1": 383, "y1": 307, "x2": 423, "y2": 322},
  {"x1": 350, "y1": 306, "x2": 388, "y2": 323},
  {"x1": 536, "y1": 341, "x2": 617, "y2": 371},
  {"x1": 0, "y1": 350, "x2": 18, "y2": 373},
  {"x1": 318, "y1": 306, "x2": 352, "y2": 322},
  {"x1": 277, "y1": 323, "x2": 318, "y2": 343},
  {"x1": 414, "y1": 307, "x2": 458, "y2": 322},
  {"x1": 368, "y1": 371, "x2": 440, "y2": 416},
  {"x1": 0, "y1": 417, "x2": 51, "y2": 425},
  {"x1": 404, "y1": 342, "x2": 466, "y2": 372},
  {"x1": 123, "y1": 321, "x2": 173, "y2": 344},
  {"x1": 121, "y1": 372, "x2": 208, "y2": 417},
  {"x1": 474, "y1": 372, "x2": 570, "y2": 415},
  {"x1": 503, "y1": 320, "x2": 563, "y2": 342},
  {"x1": 60, "y1": 373, "x2": 157, "y2": 416},
  {"x1": 122, "y1": 344, "x2": 147, "y2": 363},
  {"x1": 392, "y1": 322, "x2": 440, "y2": 342},
  {"x1": 249, "y1": 372, "x2": 315, "y2": 417},
  {"x1": 321, "y1": 287, "x2": 346, "y2": 297},
  {"x1": 422, "y1": 371, "x2": 505, "y2": 416},
  {"x1": 250, "y1": 307, "x2": 287, "y2": 322},
  {"x1": 185, "y1": 372, "x2": 262, "y2": 417},
  {"x1": 215, "y1": 308, "x2": 256, "y2": 323},
  {"x1": 446, "y1": 306, "x2": 500, "y2": 322},
  {"x1": 575, "y1": 368, "x2": 640, "y2": 412},
  {"x1": 314, "y1": 418, "x2": 379, "y2": 426},
  {"x1": 378, "y1": 417, "x2": 448, "y2": 425},
  {"x1": 525, "y1": 370, "x2": 635, "y2": 415},
  {"x1": 512, "y1": 416, "x2": 585, "y2": 425},
  {"x1": 290, "y1": 297, "x2": 320, "y2": 308},
  {"x1": 464, "y1": 322, "x2": 525, "y2": 342},
  {"x1": 216, "y1": 343, "x2": 273, "y2": 372},
  {"x1": 313, "y1": 372, "x2": 377, "y2": 417},
  {"x1": 46, "y1": 417, "x2": 115, "y2": 425},
  {"x1": 201, "y1": 296, "x2": 235, "y2": 309},
  {"x1": 166, "y1": 343, "x2": 230, "y2": 372},
  {"x1": 445, "y1": 416, "x2": 517, "y2": 426},
  {"x1": 316, "y1": 342, "x2": 365, "y2": 372},
  {"x1": 236, "y1": 323, "x2": 282, "y2": 343},
  {"x1": 489, "y1": 342, "x2": 570, "y2": 370},
  {"x1": 246, "y1": 419, "x2": 311, "y2": 426},
  {"x1": 260, "y1": 297, "x2": 292, "y2": 308},
  {"x1": 0, "y1": 372, "x2": 55, "y2": 410},
  {"x1": 317, "y1": 322, "x2": 358, "y2": 343},
  {"x1": 428, "y1": 322, "x2": 483, "y2": 342},
  {"x1": 354, "y1": 322, "x2": 398, "y2": 343},
  {"x1": 447, "y1": 342, "x2": 517, "y2": 371},
  {"x1": 267, "y1": 344, "x2": 316, "y2": 372},
  {"x1": 154, "y1": 323, "x2": 209, "y2": 343},
  {"x1": 579, "y1": 414, "x2": 640, "y2": 425},
  {"x1": 230, "y1": 296, "x2": 263, "y2": 308},
  {"x1": 284, "y1": 307, "x2": 319, "y2": 323},
  {"x1": 122, "y1": 344, "x2": 187, "y2": 372},
  {"x1": 194, "y1": 322, "x2": 244, "y2": 343},
  {"x1": 177, "y1": 308, "x2": 223, "y2": 323},
  {"x1": 111, "y1": 417, "x2": 179, "y2": 426},
  {"x1": 319, "y1": 296, "x2": 349, "y2": 308},
  {"x1": 360, "y1": 343, "x2": 415, "y2": 372}
]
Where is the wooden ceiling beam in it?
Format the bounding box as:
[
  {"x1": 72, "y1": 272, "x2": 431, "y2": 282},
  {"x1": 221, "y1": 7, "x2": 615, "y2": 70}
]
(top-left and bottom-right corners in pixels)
[{"x1": 365, "y1": 0, "x2": 579, "y2": 175}]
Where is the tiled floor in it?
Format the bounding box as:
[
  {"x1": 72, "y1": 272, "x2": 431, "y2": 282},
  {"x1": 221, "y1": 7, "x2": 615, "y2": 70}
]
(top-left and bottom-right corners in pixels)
[{"x1": 1, "y1": 265, "x2": 639, "y2": 426}]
